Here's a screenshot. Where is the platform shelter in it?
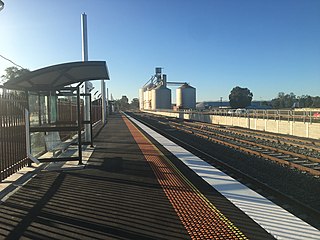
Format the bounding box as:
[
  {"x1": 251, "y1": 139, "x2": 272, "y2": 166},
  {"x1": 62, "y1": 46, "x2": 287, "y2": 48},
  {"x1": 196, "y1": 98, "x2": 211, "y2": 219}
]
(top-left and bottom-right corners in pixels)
[{"x1": 4, "y1": 61, "x2": 109, "y2": 164}]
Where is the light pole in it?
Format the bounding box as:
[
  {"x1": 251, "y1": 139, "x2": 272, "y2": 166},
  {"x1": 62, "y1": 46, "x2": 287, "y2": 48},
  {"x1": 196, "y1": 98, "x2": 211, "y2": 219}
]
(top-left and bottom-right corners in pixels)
[{"x1": 81, "y1": 13, "x2": 91, "y2": 143}]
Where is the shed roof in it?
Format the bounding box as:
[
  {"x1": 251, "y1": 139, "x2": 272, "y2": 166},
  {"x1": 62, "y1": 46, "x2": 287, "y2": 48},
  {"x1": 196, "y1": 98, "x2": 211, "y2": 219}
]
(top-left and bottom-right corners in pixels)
[{"x1": 4, "y1": 61, "x2": 109, "y2": 91}]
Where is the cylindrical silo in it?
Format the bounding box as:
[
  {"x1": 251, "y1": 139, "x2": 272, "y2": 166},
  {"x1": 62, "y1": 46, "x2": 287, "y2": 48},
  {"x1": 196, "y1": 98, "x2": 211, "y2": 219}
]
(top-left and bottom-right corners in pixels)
[
  {"x1": 144, "y1": 83, "x2": 155, "y2": 110},
  {"x1": 139, "y1": 88, "x2": 144, "y2": 110},
  {"x1": 148, "y1": 89, "x2": 153, "y2": 109},
  {"x1": 176, "y1": 84, "x2": 196, "y2": 109},
  {"x1": 151, "y1": 85, "x2": 171, "y2": 110},
  {"x1": 143, "y1": 89, "x2": 149, "y2": 109}
]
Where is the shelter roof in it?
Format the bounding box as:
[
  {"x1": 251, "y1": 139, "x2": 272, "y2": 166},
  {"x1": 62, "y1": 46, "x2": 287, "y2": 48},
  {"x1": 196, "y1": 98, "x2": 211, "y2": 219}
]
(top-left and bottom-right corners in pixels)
[{"x1": 4, "y1": 61, "x2": 109, "y2": 91}]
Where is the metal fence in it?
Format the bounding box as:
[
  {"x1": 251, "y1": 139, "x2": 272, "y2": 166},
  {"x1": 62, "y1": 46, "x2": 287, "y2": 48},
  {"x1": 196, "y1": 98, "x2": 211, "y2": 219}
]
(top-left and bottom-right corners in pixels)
[
  {"x1": 1, "y1": 87, "x2": 103, "y2": 182},
  {"x1": 0, "y1": 89, "x2": 28, "y2": 182},
  {"x1": 57, "y1": 100, "x2": 84, "y2": 124},
  {"x1": 92, "y1": 99, "x2": 102, "y2": 124},
  {"x1": 57, "y1": 100, "x2": 101, "y2": 125},
  {"x1": 167, "y1": 108, "x2": 320, "y2": 124}
]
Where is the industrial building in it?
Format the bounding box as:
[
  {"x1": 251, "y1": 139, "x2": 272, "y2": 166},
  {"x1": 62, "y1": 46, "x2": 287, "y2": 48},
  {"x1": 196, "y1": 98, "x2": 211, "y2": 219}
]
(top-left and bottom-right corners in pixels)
[{"x1": 139, "y1": 68, "x2": 196, "y2": 110}]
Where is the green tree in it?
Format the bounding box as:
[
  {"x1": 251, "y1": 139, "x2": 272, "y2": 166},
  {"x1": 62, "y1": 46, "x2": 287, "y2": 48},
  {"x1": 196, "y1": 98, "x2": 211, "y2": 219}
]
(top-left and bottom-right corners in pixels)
[
  {"x1": 271, "y1": 92, "x2": 297, "y2": 109},
  {"x1": 297, "y1": 95, "x2": 313, "y2": 108},
  {"x1": 1, "y1": 66, "x2": 29, "y2": 98},
  {"x1": 229, "y1": 86, "x2": 253, "y2": 108},
  {"x1": 271, "y1": 92, "x2": 320, "y2": 109},
  {"x1": 130, "y1": 98, "x2": 139, "y2": 109},
  {"x1": 1, "y1": 66, "x2": 30, "y2": 84},
  {"x1": 114, "y1": 95, "x2": 130, "y2": 111},
  {"x1": 312, "y1": 96, "x2": 320, "y2": 107}
]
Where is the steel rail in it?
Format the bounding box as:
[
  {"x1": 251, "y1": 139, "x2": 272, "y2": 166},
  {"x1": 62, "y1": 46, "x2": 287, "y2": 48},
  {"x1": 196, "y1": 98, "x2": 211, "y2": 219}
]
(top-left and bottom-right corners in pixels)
[
  {"x1": 174, "y1": 122, "x2": 320, "y2": 163},
  {"x1": 168, "y1": 122, "x2": 320, "y2": 176}
]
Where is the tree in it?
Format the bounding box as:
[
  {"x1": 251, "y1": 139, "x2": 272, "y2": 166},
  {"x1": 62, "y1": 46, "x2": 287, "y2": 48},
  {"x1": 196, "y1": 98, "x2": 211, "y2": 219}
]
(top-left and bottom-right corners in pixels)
[
  {"x1": 297, "y1": 95, "x2": 312, "y2": 108},
  {"x1": 1, "y1": 66, "x2": 30, "y2": 84},
  {"x1": 130, "y1": 98, "x2": 139, "y2": 109},
  {"x1": 271, "y1": 92, "x2": 297, "y2": 109},
  {"x1": 270, "y1": 92, "x2": 320, "y2": 109},
  {"x1": 228, "y1": 86, "x2": 253, "y2": 108},
  {"x1": 312, "y1": 96, "x2": 320, "y2": 108},
  {"x1": 1, "y1": 66, "x2": 29, "y2": 98},
  {"x1": 120, "y1": 95, "x2": 129, "y2": 110},
  {"x1": 114, "y1": 95, "x2": 130, "y2": 111}
]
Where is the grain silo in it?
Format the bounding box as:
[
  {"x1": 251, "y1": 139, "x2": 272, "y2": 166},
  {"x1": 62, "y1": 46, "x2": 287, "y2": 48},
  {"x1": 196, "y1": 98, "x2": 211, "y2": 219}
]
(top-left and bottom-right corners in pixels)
[
  {"x1": 143, "y1": 83, "x2": 155, "y2": 110},
  {"x1": 151, "y1": 85, "x2": 171, "y2": 110},
  {"x1": 143, "y1": 89, "x2": 149, "y2": 109},
  {"x1": 176, "y1": 83, "x2": 196, "y2": 109},
  {"x1": 140, "y1": 68, "x2": 196, "y2": 111},
  {"x1": 139, "y1": 88, "x2": 144, "y2": 110}
]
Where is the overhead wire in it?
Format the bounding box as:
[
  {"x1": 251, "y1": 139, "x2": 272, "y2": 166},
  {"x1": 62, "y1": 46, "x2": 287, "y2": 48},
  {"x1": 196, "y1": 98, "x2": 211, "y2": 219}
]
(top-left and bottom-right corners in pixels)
[{"x1": 0, "y1": 54, "x2": 25, "y2": 69}]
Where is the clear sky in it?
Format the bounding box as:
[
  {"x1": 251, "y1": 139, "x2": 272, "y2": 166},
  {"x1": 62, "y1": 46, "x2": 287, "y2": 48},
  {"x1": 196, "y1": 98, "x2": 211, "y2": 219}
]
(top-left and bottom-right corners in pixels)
[{"x1": 0, "y1": 0, "x2": 319, "y2": 102}]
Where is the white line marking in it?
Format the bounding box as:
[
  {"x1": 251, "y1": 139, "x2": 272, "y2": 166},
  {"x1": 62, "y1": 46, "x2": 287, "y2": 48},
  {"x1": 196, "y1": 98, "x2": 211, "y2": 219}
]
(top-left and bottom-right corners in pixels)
[{"x1": 127, "y1": 114, "x2": 320, "y2": 240}]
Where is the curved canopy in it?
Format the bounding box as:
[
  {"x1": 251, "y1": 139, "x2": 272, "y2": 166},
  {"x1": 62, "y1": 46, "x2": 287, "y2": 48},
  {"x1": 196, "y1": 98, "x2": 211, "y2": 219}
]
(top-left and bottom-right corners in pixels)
[{"x1": 4, "y1": 61, "x2": 110, "y2": 91}]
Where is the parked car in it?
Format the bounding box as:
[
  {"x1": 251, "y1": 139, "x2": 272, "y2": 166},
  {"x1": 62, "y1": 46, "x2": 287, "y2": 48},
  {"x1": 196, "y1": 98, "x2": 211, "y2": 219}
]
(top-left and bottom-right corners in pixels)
[
  {"x1": 235, "y1": 108, "x2": 248, "y2": 114},
  {"x1": 313, "y1": 112, "x2": 320, "y2": 118},
  {"x1": 227, "y1": 109, "x2": 236, "y2": 114}
]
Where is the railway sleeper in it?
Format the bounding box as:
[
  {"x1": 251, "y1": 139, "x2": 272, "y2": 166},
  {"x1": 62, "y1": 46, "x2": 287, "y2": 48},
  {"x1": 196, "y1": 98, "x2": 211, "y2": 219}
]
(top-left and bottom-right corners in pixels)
[
  {"x1": 277, "y1": 154, "x2": 292, "y2": 158},
  {"x1": 267, "y1": 152, "x2": 279, "y2": 156},
  {"x1": 284, "y1": 157, "x2": 300, "y2": 161},
  {"x1": 282, "y1": 158, "x2": 299, "y2": 162},
  {"x1": 292, "y1": 160, "x2": 308, "y2": 164},
  {"x1": 249, "y1": 147, "x2": 263, "y2": 151},
  {"x1": 301, "y1": 162, "x2": 320, "y2": 167}
]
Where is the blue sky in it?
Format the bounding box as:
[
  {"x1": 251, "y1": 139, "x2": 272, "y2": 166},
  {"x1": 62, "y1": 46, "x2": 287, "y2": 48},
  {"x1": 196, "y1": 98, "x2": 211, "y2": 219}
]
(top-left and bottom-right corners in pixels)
[{"x1": 0, "y1": 0, "x2": 319, "y2": 102}]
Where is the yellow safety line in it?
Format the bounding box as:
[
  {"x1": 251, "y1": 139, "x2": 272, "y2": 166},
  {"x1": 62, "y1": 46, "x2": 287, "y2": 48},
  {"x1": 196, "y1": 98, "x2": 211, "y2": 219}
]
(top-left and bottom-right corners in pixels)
[{"x1": 124, "y1": 115, "x2": 248, "y2": 239}]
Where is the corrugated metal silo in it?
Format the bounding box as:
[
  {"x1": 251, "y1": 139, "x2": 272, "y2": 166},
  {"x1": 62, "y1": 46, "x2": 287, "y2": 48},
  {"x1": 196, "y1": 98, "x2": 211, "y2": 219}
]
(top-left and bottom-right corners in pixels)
[
  {"x1": 176, "y1": 83, "x2": 196, "y2": 109},
  {"x1": 139, "y1": 88, "x2": 144, "y2": 110},
  {"x1": 151, "y1": 85, "x2": 171, "y2": 110},
  {"x1": 143, "y1": 83, "x2": 155, "y2": 110},
  {"x1": 147, "y1": 89, "x2": 153, "y2": 109},
  {"x1": 143, "y1": 89, "x2": 149, "y2": 110}
]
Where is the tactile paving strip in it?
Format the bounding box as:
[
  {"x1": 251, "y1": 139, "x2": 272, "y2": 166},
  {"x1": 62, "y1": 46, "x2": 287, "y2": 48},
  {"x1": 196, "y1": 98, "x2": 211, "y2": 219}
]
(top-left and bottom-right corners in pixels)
[{"x1": 123, "y1": 116, "x2": 248, "y2": 240}]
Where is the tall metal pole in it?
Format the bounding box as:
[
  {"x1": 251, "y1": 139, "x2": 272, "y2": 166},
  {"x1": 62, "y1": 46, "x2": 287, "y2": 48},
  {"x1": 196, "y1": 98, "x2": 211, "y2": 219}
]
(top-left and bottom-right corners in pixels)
[
  {"x1": 81, "y1": 13, "x2": 90, "y2": 142},
  {"x1": 81, "y1": 13, "x2": 88, "y2": 61},
  {"x1": 101, "y1": 80, "x2": 106, "y2": 124},
  {"x1": 106, "y1": 87, "x2": 109, "y2": 115}
]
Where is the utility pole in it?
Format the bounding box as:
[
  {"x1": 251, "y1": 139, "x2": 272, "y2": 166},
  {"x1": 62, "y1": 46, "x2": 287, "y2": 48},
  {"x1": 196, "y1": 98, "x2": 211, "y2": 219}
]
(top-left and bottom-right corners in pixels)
[
  {"x1": 101, "y1": 80, "x2": 106, "y2": 124},
  {"x1": 81, "y1": 13, "x2": 91, "y2": 142}
]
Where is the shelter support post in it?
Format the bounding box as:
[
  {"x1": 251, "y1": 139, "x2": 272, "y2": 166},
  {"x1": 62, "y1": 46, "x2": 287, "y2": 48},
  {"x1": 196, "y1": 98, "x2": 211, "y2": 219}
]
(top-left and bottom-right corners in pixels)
[{"x1": 77, "y1": 86, "x2": 83, "y2": 165}]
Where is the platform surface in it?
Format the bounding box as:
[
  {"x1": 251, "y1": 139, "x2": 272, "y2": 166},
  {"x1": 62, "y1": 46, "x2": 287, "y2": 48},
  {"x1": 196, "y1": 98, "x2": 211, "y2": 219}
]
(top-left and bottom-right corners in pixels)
[
  {"x1": 0, "y1": 114, "x2": 188, "y2": 239},
  {"x1": 0, "y1": 113, "x2": 318, "y2": 239}
]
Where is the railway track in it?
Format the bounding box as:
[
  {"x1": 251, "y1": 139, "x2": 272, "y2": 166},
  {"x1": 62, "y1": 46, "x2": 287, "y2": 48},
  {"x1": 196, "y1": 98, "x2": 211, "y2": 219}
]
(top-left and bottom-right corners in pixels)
[
  {"x1": 168, "y1": 121, "x2": 320, "y2": 176},
  {"x1": 140, "y1": 113, "x2": 320, "y2": 176},
  {"x1": 184, "y1": 121, "x2": 320, "y2": 154},
  {"x1": 128, "y1": 111, "x2": 320, "y2": 229}
]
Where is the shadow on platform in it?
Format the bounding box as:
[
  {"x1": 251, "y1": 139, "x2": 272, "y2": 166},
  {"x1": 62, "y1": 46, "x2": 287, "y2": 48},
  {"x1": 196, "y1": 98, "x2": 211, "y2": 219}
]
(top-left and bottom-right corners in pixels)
[{"x1": 0, "y1": 115, "x2": 189, "y2": 240}]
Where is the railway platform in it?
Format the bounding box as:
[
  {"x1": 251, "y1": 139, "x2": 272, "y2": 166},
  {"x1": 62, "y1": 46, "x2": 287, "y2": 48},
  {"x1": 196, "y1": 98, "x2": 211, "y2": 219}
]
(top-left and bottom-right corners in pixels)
[{"x1": 0, "y1": 113, "x2": 319, "y2": 239}]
